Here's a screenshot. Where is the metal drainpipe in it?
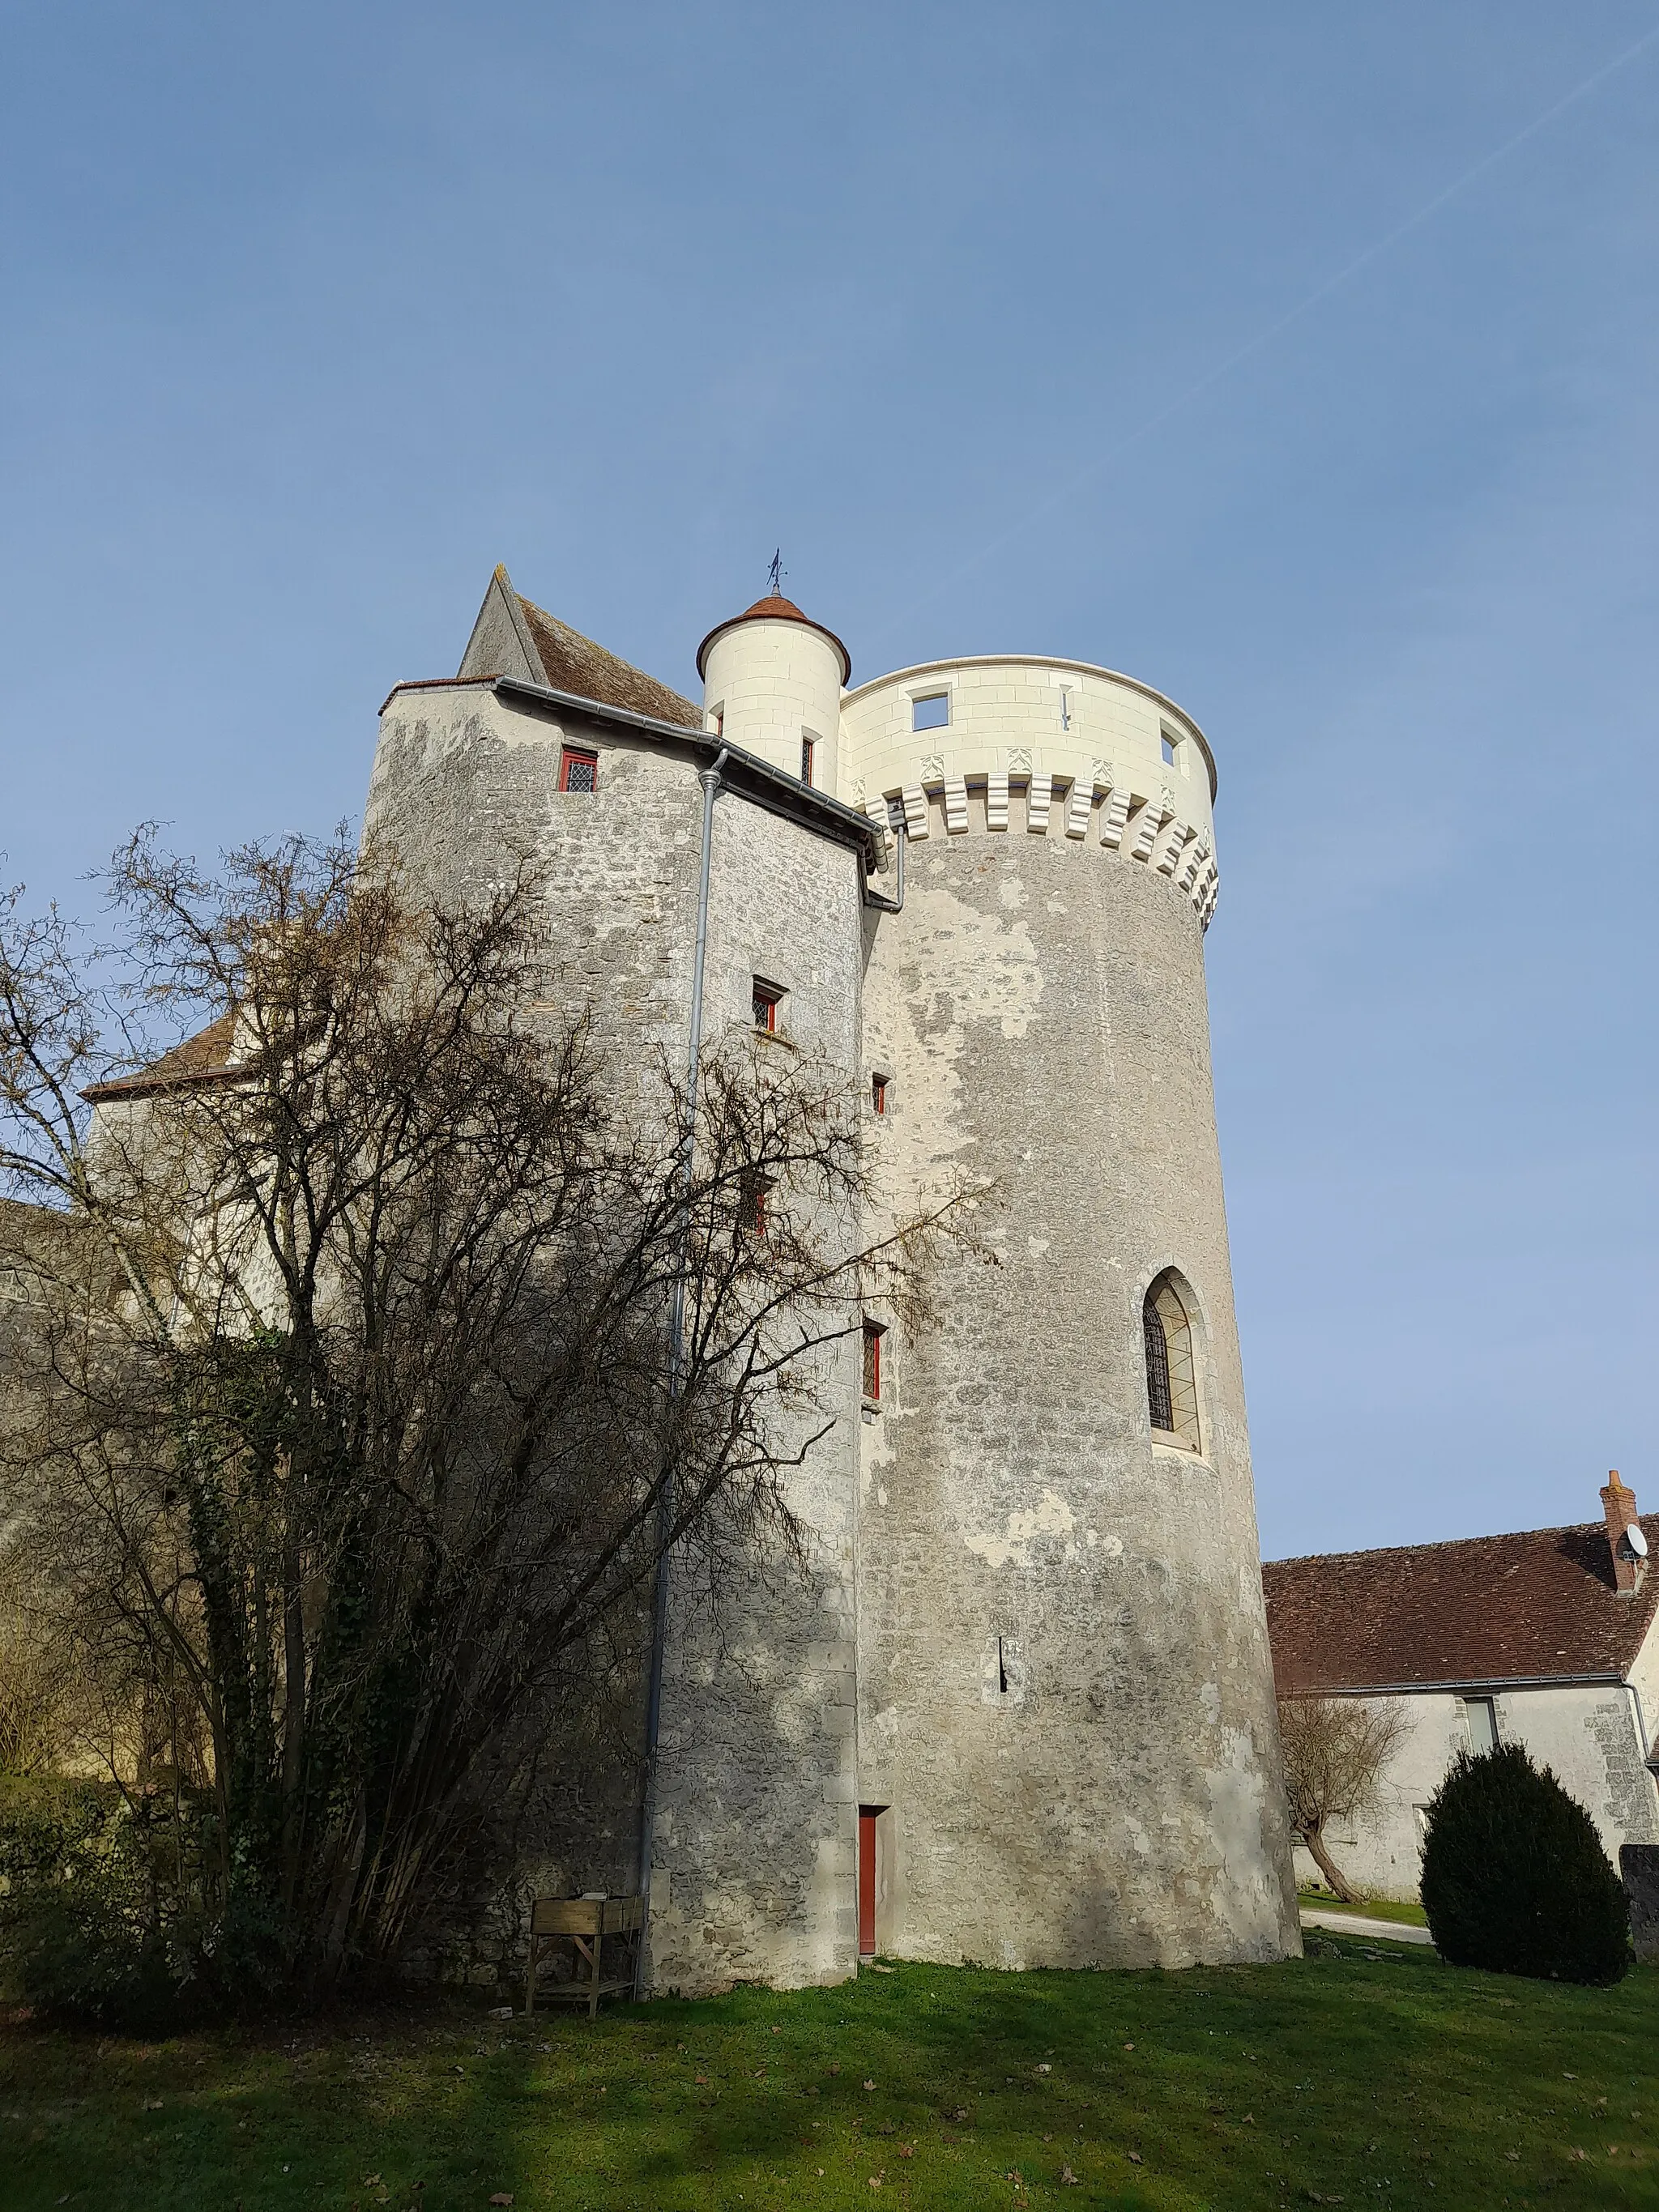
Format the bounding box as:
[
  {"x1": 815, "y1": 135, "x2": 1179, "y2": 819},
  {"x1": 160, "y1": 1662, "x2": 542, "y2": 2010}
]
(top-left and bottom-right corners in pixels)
[
  {"x1": 634, "y1": 747, "x2": 727, "y2": 1994},
  {"x1": 1626, "y1": 1681, "x2": 1659, "y2": 1827},
  {"x1": 862, "y1": 818, "x2": 906, "y2": 913}
]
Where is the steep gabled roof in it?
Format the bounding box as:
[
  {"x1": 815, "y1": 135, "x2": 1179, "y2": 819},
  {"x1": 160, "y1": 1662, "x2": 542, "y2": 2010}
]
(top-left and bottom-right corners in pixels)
[
  {"x1": 457, "y1": 565, "x2": 700, "y2": 727},
  {"x1": 82, "y1": 1011, "x2": 237, "y2": 1104},
  {"x1": 1264, "y1": 1517, "x2": 1659, "y2": 1692},
  {"x1": 518, "y1": 597, "x2": 701, "y2": 727}
]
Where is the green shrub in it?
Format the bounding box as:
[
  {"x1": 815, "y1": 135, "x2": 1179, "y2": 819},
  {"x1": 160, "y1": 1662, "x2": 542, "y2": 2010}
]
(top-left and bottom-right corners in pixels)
[
  {"x1": 1420, "y1": 1742, "x2": 1629, "y2": 1984},
  {"x1": 0, "y1": 1773, "x2": 278, "y2": 2027}
]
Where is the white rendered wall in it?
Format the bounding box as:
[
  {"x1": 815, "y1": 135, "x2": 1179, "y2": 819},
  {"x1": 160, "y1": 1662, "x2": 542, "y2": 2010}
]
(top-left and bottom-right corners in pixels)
[
  {"x1": 1623, "y1": 1610, "x2": 1659, "y2": 1757},
  {"x1": 1294, "y1": 1686, "x2": 1659, "y2": 1902},
  {"x1": 701, "y1": 618, "x2": 847, "y2": 791}
]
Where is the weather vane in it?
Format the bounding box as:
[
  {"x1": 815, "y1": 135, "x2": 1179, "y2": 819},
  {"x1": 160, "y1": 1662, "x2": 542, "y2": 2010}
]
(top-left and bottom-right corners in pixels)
[{"x1": 767, "y1": 548, "x2": 785, "y2": 597}]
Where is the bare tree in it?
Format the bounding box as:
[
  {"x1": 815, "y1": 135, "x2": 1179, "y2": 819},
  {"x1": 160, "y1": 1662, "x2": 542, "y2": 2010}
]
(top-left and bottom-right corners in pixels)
[
  {"x1": 1277, "y1": 1694, "x2": 1408, "y2": 1903},
  {"x1": 0, "y1": 830, "x2": 962, "y2": 1997},
  {"x1": 0, "y1": 1566, "x2": 78, "y2": 1776}
]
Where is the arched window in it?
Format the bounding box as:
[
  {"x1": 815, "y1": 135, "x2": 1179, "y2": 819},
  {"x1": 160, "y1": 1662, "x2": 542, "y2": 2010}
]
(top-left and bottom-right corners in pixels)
[{"x1": 1143, "y1": 1273, "x2": 1201, "y2": 1451}]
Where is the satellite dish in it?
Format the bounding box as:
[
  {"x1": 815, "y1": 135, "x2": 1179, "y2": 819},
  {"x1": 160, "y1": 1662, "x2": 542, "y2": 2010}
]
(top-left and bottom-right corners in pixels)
[{"x1": 1628, "y1": 1524, "x2": 1648, "y2": 1558}]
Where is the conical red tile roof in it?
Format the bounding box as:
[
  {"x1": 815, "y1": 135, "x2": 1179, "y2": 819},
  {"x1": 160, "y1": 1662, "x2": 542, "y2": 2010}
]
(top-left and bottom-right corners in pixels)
[{"x1": 697, "y1": 595, "x2": 851, "y2": 683}]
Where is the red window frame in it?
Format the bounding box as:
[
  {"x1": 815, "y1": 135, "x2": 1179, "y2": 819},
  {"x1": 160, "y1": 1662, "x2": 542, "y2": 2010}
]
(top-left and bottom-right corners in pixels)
[
  {"x1": 742, "y1": 1171, "x2": 771, "y2": 1238},
  {"x1": 862, "y1": 1319, "x2": 884, "y2": 1404},
  {"x1": 800, "y1": 734, "x2": 817, "y2": 786},
  {"x1": 753, "y1": 981, "x2": 782, "y2": 1034},
  {"x1": 871, "y1": 1074, "x2": 888, "y2": 1116},
  {"x1": 559, "y1": 746, "x2": 599, "y2": 794}
]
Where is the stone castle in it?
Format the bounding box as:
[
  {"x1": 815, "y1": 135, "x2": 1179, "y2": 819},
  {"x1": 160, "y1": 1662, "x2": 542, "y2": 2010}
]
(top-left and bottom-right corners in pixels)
[{"x1": 365, "y1": 565, "x2": 1299, "y2": 1993}]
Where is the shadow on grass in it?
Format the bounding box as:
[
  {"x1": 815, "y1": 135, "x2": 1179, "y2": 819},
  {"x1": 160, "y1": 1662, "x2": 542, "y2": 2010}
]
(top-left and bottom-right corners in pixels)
[
  {"x1": 486, "y1": 1943, "x2": 1659, "y2": 2211},
  {"x1": 8, "y1": 1951, "x2": 1659, "y2": 2210},
  {"x1": 2, "y1": 1994, "x2": 554, "y2": 2212}
]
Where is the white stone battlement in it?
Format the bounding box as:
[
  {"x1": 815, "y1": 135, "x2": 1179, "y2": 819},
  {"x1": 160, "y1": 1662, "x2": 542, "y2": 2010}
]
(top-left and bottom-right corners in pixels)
[
  {"x1": 864, "y1": 769, "x2": 1218, "y2": 926},
  {"x1": 838, "y1": 653, "x2": 1220, "y2": 926}
]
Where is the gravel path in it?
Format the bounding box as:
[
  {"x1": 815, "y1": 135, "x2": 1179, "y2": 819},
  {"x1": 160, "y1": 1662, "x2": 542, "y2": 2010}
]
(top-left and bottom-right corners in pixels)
[{"x1": 1300, "y1": 1907, "x2": 1435, "y2": 1948}]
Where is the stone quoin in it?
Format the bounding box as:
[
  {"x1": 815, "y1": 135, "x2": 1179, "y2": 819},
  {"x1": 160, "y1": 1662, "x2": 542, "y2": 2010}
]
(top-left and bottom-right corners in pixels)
[{"x1": 361, "y1": 566, "x2": 1299, "y2": 1991}]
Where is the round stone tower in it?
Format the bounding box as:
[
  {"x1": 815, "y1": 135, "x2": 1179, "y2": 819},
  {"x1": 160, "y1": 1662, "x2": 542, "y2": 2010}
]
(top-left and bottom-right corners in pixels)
[
  {"x1": 842, "y1": 655, "x2": 1298, "y2": 1968},
  {"x1": 697, "y1": 594, "x2": 851, "y2": 789}
]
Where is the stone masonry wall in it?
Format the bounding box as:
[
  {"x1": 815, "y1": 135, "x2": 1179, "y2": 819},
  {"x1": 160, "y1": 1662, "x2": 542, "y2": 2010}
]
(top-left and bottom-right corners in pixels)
[
  {"x1": 646, "y1": 791, "x2": 868, "y2": 1995},
  {"x1": 363, "y1": 684, "x2": 870, "y2": 1993},
  {"x1": 856, "y1": 783, "x2": 1298, "y2": 1967},
  {"x1": 364, "y1": 684, "x2": 710, "y2": 1918}
]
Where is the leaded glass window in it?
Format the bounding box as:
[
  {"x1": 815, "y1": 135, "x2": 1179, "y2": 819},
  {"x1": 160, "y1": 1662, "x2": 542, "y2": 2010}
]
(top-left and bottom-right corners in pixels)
[{"x1": 1144, "y1": 1272, "x2": 1201, "y2": 1451}]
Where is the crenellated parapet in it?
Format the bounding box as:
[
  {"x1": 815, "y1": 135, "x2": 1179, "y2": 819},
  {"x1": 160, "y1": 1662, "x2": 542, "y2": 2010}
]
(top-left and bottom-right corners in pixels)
[
  {"x1": 838, "y1": 654, "x2": 1221, "y2": 926},
  {"x1": 856, "y1": 765, "x2": 1218, "y2": 927}
]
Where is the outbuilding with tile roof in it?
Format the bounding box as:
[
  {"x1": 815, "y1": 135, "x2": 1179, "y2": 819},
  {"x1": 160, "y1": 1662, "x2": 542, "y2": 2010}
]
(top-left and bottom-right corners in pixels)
[{"x1": 1264, "y1": 1473, "x2": 1659, "y2": 1900}]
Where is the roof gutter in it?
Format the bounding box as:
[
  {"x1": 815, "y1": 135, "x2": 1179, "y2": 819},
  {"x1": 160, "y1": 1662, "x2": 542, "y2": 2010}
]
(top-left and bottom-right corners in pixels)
[
  {"x1": 83, "y1": 1063, "x2": 243, "y2": 1106},
  {"x1": 481, "y1": 676, "x2": 881, "y2": 868},
  {"x1": 1285, "y1": 1671, "x2": 1630, "y2": 1697}
]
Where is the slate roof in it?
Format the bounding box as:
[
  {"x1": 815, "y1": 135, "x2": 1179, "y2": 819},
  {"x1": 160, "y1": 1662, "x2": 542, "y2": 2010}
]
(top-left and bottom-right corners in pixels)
[
  {"x1": 1264, "y1": 1515, "x2": 1659, "y2": 1692},
  {"x1": 515, "y1": 595, "x2": 702, "y2": 728}
]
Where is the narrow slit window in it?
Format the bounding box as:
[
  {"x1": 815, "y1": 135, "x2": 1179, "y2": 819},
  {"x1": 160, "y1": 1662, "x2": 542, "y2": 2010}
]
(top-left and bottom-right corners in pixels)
[
  {"x1": 1059, "y1": 686, "x2": 1072, "y2": 731},
  {"x1": 753, "y1": 980, "x2": 783, "y2": 1034},
  {"x1": 862, "y1": 1319, "x2": 885, "y2": 1404},
  {"x1": 1144, "y1": 1272, "x2": 1201, "y2": 1450},
  {"x1": 800, "y1": 733, "x2": 817, "y2": 786},
  {"x1": 1160, "y1": 732, "x2": 1178, "y2": 768},
  {"x1": 983, "y1": 1633, "x2": 1025, "y2": 1704},
  {"x1": 912, "y1": 692, "x2": 949, "y2": 732},
  {"x1": 559, "y1": 746, "x2": 599, "y2": 794},
  {"x1": 872, "y1": 1073, "x2": 888, "y2": 1115}
]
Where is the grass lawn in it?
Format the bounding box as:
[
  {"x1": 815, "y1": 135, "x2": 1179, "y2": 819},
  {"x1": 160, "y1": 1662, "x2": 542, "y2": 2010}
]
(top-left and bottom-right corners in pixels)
[
  {"x1": 5, "y1": 1929, "x2": 1659, "y2": 2210},
  {"x1": 1296, "y1": 1889, "x2": 1430, "y2": 1929}
]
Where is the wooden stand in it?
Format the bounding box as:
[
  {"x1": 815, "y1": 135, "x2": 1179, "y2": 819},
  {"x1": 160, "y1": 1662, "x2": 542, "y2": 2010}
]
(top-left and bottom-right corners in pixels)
[{"x1": 523, "y1": 1894, "x2": 643, "y2": 2018}]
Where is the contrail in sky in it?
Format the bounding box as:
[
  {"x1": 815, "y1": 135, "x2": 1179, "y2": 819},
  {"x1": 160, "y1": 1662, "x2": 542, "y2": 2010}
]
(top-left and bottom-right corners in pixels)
[{"x1": 871, "y1": 20, "x2": 1659, "y2": 646}]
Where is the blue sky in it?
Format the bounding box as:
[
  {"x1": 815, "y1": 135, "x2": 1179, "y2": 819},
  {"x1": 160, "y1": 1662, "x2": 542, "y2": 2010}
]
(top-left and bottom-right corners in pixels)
[{"x1": 2, "y1": 2, "x2": 1655, "y2": 1558}]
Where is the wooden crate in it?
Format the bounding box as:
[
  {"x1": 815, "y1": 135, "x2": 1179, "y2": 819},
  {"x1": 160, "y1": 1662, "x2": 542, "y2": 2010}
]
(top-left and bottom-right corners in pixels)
[{"x1": 524, "y1": 1894, "x2": 643, "y2": 2017}]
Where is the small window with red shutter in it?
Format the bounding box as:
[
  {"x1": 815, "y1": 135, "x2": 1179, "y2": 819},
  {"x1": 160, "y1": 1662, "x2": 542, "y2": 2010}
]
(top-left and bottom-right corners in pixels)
[
  {"x1": 740, "y1": 1171, "x2": 772, "y2": 1238},
  {"x1": 559, "y1": 747, "x2": 599, "y2": 794}
]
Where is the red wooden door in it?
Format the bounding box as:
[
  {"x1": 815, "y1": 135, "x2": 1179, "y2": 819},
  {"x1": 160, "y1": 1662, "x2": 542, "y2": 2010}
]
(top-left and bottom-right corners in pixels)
[{"x1": 857, "y1": 1809, "x2": 876, "y2": 1956}]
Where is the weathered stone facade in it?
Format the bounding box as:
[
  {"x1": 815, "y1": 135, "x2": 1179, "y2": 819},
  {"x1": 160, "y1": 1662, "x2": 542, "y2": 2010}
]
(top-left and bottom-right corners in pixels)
[
  {"x1": 856, "y1": 807, "x2": 1290, "y2": 1967},
  {"x1": 356, "y1": 571, "x2": 1299, "y2": 1991}
]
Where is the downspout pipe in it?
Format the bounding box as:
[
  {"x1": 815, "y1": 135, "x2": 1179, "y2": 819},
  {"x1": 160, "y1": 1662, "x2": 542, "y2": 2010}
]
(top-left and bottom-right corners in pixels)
[
  {"x1": 635, "y1": 747, "x2": 727, "y2": 1992},
  {"x1": 862, "y1": 820, "x2": 906, "y2": 913}
]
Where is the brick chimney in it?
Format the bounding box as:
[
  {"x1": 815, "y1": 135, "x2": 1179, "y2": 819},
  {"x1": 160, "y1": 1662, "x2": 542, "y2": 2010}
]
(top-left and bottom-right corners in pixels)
[{"x1": 1601, "y1": 1471, "x2": 1645, "y2": 1595}]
